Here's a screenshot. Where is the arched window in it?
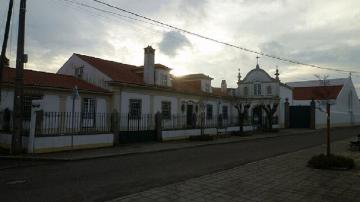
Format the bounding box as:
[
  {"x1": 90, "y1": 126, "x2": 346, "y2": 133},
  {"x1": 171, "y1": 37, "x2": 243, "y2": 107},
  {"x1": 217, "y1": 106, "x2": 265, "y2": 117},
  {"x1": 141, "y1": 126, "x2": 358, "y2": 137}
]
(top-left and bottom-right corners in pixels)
[
  {"x1": 254, "y1": 83, "x2": 261, "y2": 96},
  {"x1": 267, "y1": 86, "x2": 272, "y2": 95}
]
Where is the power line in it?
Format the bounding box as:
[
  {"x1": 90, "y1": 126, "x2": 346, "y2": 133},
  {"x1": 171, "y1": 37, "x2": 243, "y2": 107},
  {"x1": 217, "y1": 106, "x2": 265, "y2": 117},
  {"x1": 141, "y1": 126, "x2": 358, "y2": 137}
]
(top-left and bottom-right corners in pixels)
[
  {"x1": 60, "y1": 0, "x2": 170, "y2": 31},
  {"x1": 57, "y1": 0, "x2": 167, "y2": 36},
  {"x1": 92, "y1": 0, "x2": 360, "y2": 75},
  {"x1": 57, "y1": 0, "x2": 202, "y2": 53}
]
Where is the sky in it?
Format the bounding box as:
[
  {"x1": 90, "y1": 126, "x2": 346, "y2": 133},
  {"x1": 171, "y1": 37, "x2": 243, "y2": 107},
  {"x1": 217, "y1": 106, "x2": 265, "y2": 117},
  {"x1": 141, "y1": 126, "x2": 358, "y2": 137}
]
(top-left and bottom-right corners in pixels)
[{"x1": 1, "y1": 0, "x2": 360, "y2": 94}]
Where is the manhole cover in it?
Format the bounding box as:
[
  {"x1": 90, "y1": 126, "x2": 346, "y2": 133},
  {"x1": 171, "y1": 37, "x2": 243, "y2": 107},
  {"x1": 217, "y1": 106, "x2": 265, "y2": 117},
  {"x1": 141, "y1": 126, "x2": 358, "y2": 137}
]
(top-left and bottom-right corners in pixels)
[{"x1": 6, "y1": 179, "x2": 27, "y2": 185}]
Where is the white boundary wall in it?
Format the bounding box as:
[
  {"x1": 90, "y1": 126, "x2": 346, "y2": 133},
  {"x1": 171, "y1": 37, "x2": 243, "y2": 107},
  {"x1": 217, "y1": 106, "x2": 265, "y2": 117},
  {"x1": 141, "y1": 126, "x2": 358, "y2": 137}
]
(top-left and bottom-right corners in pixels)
[
  {"x1": 162, "y1": 125, "x2": 280, "y2": 141},
  {"x1": 0, "y1": 133, "x2": 114, "y2": 153}
]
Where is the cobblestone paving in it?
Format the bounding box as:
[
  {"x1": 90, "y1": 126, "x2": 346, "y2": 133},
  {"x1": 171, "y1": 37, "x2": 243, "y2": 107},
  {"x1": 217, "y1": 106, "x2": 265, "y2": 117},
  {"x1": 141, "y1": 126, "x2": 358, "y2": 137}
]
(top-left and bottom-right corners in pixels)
[{"x1": 111, "y1": 138, "x2": 360, "y2": 202}]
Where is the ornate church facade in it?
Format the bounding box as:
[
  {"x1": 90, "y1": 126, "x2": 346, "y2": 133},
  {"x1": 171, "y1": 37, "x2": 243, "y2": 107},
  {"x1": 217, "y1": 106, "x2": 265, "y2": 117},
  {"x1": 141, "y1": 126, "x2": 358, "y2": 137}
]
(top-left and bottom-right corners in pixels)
[{"x1": 235, "y1": 58, "x2": 292, "y2": 128}]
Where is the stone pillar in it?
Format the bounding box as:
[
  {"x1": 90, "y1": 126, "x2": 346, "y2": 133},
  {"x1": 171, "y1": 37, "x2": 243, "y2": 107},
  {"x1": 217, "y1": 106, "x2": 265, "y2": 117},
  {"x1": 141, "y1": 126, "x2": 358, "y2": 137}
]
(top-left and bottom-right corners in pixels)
[
  {"x1": 284, "y1": 99, "x2": 290, "y2": 128},
  {"x1": 28, "y1": 100, "x2": 42, "y2": 153},
  {"x1": 310, "y1": 99, "x2": 316, "y2": 129},
  {"x1": 155, "y1": 112, "x2": 162, "y2": 142},
  {"x1": 112, "y1": 110, "x2": 120, "y2": 145}
]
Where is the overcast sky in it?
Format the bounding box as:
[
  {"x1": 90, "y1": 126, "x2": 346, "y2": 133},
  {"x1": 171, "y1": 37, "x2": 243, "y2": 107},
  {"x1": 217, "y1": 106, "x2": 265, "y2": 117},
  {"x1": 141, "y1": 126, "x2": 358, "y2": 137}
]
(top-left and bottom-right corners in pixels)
[{"x1": 1, "y1": 0, "x2": 360, "y2": 94}]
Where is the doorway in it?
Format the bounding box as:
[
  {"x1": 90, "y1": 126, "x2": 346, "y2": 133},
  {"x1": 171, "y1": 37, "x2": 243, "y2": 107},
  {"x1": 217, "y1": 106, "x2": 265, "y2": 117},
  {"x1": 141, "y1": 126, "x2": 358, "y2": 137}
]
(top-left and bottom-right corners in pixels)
[
  {"x1": 186, "y1": 104, "x2": 194, "y2": 127},
  {"x1": 252, "y1": 106, "x2": 263, "y2": 128}
]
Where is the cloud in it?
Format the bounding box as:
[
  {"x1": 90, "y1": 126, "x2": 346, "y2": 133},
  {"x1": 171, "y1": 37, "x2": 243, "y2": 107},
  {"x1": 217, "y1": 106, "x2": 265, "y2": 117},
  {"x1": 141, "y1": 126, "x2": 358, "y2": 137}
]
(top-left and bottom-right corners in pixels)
[
  {"x1": 158, "y1": 31, "x2": 191, "y2": 57},
  {"x1": 260, "y1": 40, "x2": 360, "y2": 70},
  {"x1": 1, "y1": 0, "x2": 360, "y2": 94}
]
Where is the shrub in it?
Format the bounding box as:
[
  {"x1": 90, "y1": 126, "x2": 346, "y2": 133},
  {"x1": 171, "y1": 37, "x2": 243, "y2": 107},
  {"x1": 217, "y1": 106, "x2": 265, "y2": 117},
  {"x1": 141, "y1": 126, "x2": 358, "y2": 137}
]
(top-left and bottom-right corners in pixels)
[
  {"x1": 189, "y1": 135, "x2": 214, "y2": 141},
  {"x1": 308, "y1": 154, "x2": 355, "y2": 170}
]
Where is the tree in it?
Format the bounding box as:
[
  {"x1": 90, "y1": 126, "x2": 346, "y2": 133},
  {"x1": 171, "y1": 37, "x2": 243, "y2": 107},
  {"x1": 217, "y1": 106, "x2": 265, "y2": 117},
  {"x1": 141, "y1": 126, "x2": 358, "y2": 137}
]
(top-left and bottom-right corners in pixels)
[
  {"x1": 234, "y1": 101, "x2": 250, "y2": 134},
  {"x1": 314, "y1": 75, "x2": 333, "y2": 156},
  {"x1": 261, "y1": 103, "x2": 278, "y2": 131}
]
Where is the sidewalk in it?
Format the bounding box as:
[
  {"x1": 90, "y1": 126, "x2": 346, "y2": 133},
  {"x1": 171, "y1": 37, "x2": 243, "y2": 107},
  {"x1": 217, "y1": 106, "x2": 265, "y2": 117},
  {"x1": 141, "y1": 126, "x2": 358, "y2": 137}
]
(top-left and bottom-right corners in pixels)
[
  {"x1": 110, "y1": 138, "x2": 360, "y2": 202},
  {"x1": 0, "y1": 128, "x2": 317, "y2": 161}
]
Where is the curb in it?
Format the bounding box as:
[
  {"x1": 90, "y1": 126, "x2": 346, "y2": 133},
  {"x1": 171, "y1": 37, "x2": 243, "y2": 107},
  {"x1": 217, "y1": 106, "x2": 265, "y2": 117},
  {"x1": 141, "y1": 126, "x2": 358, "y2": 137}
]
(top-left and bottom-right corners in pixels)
[{"x1": 0, "y1": 130, "x2": 316, "y2": 162}]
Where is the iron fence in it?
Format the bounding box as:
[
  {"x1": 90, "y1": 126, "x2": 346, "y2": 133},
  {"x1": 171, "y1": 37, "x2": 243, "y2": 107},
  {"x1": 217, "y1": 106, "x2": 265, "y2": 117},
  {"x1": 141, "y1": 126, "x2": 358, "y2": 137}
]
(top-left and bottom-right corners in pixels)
[
  {"x1": 1, "y1": 110, "x2": 280, "y2": 137},
  {"x1": 35, "y1": 112, "x2": 112, "y2": 136},
  {"x1": 160, "y1": 113, "x2": 278, "y2": 130},
  {"x1": 34, "y1": 112, "x2": 156, "y2": 136},
  {"x1": 161, "y1": 114, "x2": 245, "y2": 130},
  {"x1": 118, "y1": 114, "x2": 155, "y2": 131}
]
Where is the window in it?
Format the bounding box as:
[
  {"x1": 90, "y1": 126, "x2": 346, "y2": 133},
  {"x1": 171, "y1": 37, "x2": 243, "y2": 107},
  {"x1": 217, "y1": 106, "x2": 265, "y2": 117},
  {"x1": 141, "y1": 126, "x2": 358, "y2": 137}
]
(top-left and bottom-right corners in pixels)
[
  {"x1": 205, "y1": 82, "x2": 211, "y2": 93},
  {"x1": 244, "y1": 87, "x2": 249, "y2": 96},
  {"x1": 161, "y1": 101, "x2": 171, "y2": 119},
  {"x1": 129, "y1": 99, "x2": 142, "y2": 119},
  {"x1": 82, "y1": 98, "x2": 96, "y2": 128},
  {"x1": 254, "y1": 83, "x2": 261, "y2": 96},
  {"x1": 160, "y1": 74, "x2": 168, "y2": 86},
  {"x1": 206, "y1": 104, "x2": 213, "y2": 120},
  {"x1": 222, "y1": 106, "x2": 228, "y2": 120},
  {"x1": 75, "y1": 66, "x2": 84, "y2": 78},
  {"x1": 267, "y1": 86, "x2": 272, "y2": 95},
  {"x1": 23, "y1": 95, "x2": 42, "y2": 120},
  {"x1": 82, "y1": 98, "x2": 96, "y2": 118}
]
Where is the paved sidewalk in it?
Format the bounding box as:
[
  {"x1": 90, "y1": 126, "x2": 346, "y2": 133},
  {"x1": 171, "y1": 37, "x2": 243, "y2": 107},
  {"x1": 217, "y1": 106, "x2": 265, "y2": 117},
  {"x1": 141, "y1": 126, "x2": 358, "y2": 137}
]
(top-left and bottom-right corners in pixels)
[
  {"x1": 110, "y1": 138, "x2": 360, "y2": 202},
  {"x1": 0, "y1": 128, "x2": 317, "y2": 161}
]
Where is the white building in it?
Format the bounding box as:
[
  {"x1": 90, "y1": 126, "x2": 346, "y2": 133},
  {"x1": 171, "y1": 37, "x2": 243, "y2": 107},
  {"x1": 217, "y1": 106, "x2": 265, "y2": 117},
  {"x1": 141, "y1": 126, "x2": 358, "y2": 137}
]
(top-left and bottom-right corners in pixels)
[
  {"x1": 236, "y1": 61, "x2": 292, "y2": 128},
  {"x1": 287, "y1": 77, "x2": 360, "y2": 128},
  {"x1": 0, "y1": 66, "x2": 111, "y2": 118},
  {"x1": 2, "y1": 45, "x2": 359, "y2": 153},
  {"x1": 0, "y1": 66, "x2": 112, "y2": 152},
  {"x1": 57, "y1": 46, "x2": 238, "y2": 133}
]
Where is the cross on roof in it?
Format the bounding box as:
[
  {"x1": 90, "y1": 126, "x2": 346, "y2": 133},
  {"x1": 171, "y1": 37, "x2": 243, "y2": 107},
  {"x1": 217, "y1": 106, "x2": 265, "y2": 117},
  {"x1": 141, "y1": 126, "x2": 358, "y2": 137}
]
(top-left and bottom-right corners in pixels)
[{"x1": 256, "y1": 56, "x2": 260, "y2": 65}]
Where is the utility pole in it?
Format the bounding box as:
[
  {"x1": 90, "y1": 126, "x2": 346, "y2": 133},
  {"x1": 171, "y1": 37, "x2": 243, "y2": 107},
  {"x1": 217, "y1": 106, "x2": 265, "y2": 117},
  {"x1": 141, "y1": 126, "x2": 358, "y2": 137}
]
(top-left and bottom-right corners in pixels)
[
  {"x1": 326, "y1": 102, "x2": 331, "y2": 156},
  {"x1": 0, "y1": 0, "x2": 14, "y2": 103},
  {"x1": 11, "y1": 0, "x2": 27, "y2": 154}
]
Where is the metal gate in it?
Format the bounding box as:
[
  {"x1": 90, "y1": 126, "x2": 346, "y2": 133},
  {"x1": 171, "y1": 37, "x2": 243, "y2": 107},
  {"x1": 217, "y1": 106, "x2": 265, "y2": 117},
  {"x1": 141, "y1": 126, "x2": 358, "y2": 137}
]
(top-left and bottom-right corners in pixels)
[
  {"x1": 289, "y1": 106, "x2": 311, "y2": 128},
  {"x1": 118, "y1": 114, "x2": 157, "y2": 143},
  {"x1": 119, "y1": 130, "x2": 156, "y2": 143}
]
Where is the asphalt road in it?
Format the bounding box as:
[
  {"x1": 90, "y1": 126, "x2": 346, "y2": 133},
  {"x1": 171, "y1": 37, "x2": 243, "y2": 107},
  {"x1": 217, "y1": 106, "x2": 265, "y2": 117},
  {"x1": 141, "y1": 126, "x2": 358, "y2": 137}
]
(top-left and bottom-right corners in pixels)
[{"x1": 0, "y1": 127, "x2": 358, "y2": 202}]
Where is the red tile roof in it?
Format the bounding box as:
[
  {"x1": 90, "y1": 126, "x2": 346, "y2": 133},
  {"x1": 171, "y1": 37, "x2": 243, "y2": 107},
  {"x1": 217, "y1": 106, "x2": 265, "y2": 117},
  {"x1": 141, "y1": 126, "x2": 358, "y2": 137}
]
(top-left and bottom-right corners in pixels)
[
  {"x1": 154, "y1": 64, "x2": 172, "y2": 70},
  {"x1": 293, "y1": 85, "x2": 343, "y2": 100},
  {"x1": 75, "y1": 53, "x2": 144, "y2": 85},
  {"x1": 212, "y1": 87, "x2": 227, "y2": 96},
  {"x1": 74, "y1": 54, "x2": 229, "y2": 98},
  {"x1": 75, "y1": 54, "x2": 172, "y2": 85},
  {"x1": 1, "y1": 67, "x2": 110, "y2": 94},
  {"x1": 177, "y1": 73, "x2": 213, "y2": 80},
  {"x1": 138, "y1": 64, "x2": 172, "y2": 71},
  {"x1": 172, "y1": 80, "x2": 202, "y2": 94}
]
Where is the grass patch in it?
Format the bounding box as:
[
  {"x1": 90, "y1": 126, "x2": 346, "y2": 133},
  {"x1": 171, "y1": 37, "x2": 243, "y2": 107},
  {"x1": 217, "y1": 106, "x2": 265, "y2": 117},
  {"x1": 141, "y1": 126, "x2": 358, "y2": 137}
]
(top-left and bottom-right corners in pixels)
[
  {"x1": 189, "y1": 135, "x2": 214, "y2": 141},
  {"x1": 308, "y1": 154, "x2": 355, "y2": 170}
]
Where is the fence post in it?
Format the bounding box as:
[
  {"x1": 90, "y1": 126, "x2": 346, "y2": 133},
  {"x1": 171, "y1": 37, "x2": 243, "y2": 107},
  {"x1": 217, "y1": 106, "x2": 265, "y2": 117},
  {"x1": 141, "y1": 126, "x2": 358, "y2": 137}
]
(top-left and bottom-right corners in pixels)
[
  {"x1": 284, "y1": 99, "x2": 290, "y2": 128},
  {"x1": 200, "y1": 112, "x2": 205, "y2": 136},
  {"x1": 28, "y1": 101, "x2": 41, "y2": 153},
  {"x1": 155, "y1": 112, "x2": 162, "y2": 142},
  {"x1": 310, "y1": 99, "x2": 316, "y2": 129},
  {"x1": 2, "y1": 108, "x2": 11, "y2": 132},
  {"x1": 112, "y1": 111, "x2": 120, "y2": 145}
]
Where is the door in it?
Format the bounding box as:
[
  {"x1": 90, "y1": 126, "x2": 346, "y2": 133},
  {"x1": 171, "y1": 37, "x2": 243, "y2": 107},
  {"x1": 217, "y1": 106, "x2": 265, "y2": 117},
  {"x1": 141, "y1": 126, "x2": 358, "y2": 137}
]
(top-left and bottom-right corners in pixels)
[
  {"x1": 252, "y1": 106, "x2": 263, "y2": 127},
  {"x1": 186, "y1": 105, "x2": 193, "y2": 126},
  {"x1": 289, "y1": 106, "x2": 310, "y2": 128}
]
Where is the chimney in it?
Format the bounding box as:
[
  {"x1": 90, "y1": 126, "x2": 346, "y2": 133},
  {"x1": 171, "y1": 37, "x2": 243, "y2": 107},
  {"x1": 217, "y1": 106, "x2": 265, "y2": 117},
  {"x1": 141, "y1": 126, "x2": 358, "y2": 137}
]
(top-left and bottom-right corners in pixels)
[
  {"x1": 144, "y1": 45, "x2": 155, "y2": 85},
  {"x1": 221, "y1": 80, "x2": 227, "y2": 93}
]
